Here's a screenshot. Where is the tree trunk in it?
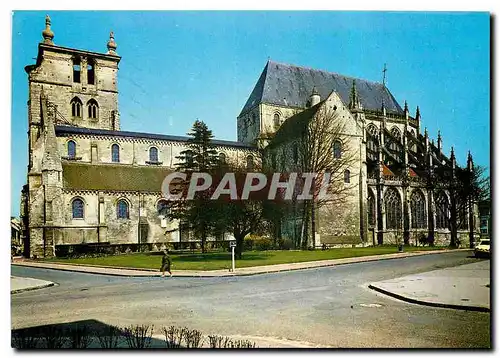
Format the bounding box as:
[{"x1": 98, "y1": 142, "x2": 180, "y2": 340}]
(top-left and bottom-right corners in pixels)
[
  {"x1": 234, "y1": 230, "x2": 245, "y2": 260},
  {"x1": 449, "y1": 194, "x2": 458, "y2": 248},
  {"x1": 201, "y1": 227, "x2": 207, "y2": 253},
  {"x1": 311, "y1": 201, "x2": 316, "y2": 250},
  {"x1": 468, "y1": 199, "x2": 475, "y2": 248}
]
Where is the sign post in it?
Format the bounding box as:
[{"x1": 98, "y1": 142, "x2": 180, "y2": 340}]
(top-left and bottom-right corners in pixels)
[{"x1": 229, "y1": 240, "x2": 236, "y2": 272}]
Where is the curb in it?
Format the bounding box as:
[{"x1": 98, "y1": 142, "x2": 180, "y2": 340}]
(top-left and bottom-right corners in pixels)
[
  {"x1": 12, "y1": 249, "x2": 472, "y2": 278},
  {"x1": 11, "y1": 282, "x2": 56, "y2": 295},
  {"x1": 368, "y1": 284, "x2": 490, "y2": 313}
]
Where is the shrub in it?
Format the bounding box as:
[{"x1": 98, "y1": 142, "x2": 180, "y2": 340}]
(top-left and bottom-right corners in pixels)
[
  {"x1": 207, "y1": 335, "x2": 256, "y2": 348},
  {"x1": 67, "y1": 325, "x2": 93, "y2": 348},
  {"x1": 122, "y1": 324, "x2": 153, "y2": 349},
  {"x1": 162, "y1": 326, "x2": 187, "y2": 348},
  {"x1": 254, "y1": 237, "x2": 273, "y2": 251},
  {"x1": 96, "y1": 325, "x2": 122, "y2": 348},
  {"x1": 12, "y1": 328, "x2": 39, "y2": 349},
  {"x1": 278, "y1": 237, "x2": 295, "y2": 250}
]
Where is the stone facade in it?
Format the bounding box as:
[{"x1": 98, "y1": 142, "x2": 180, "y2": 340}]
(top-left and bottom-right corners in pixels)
[{"x1": 20, "y1": 17, "x2": 480, "y2": 258}]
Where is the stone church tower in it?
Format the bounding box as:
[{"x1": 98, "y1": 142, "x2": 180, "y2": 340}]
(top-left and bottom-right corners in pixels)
[{"x1": 22, "y1": 16, "x2": 121, "y2": 257}]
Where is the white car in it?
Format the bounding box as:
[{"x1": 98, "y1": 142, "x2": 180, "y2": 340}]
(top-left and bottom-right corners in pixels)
[{"x1": 474, "y1": 239, "x2": 490, "y2": 258}]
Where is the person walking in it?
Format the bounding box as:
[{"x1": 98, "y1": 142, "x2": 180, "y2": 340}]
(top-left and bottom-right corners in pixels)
[{"x1": 160, "y1": 249, "x2": 172, "y2": 277}]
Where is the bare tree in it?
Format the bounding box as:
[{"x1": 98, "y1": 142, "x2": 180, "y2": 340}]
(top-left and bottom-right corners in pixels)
[{"x1": 297, "y1": 105, "x2": 359, "y2": 248}]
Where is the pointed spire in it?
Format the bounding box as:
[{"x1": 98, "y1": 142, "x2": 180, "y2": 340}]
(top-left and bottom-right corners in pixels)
[
  {"x1": 107, "y1": 31, "x2": 117, "y2": 55},
  {"x1": 467, "y1": 150, "x2": 473, "y2": 170},
  {"x1": 451, "y1": 146, "x2": 455, "y2": 160},
  {"x1": 42, "y1": 14, "x2": 54, "y2": 45},
  {"x1": 404, "y1": 100, "x2": 408, "y2": 113},
  {"x1": 309, "y1": 86, "x2": 320, "y2": 107},
  {"x1": 349, "y1": 80, "x2": 359, "y2": 109},
  {"x1": 415, "y1": 106, "x2": 421, "y2": 120},
  {"x1": 437, "y1": 130, "x2": 442, "y2": 152}
]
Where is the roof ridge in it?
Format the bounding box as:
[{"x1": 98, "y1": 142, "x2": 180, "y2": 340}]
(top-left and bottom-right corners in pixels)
[{"x1": 267, "y1": 59, "x2": 385, "y2": 88}]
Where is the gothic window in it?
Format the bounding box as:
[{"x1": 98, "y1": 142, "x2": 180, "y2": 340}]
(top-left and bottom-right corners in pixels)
[
  {"x1": 410, "y1": 189, "x2": 427, "y2": 229},
  {"x1": 117, "y1": 199, "x2": 129, "y2": 219},
  {"x1": 87, "y1": 99, "x2": 99, "y2": 119},
  {"x1": 390, "y1": 127, "x2": 401, "y2": 151},
  {"x1": 73, "y1": 58, "x2": 81, "y2": 83},
  {"x1": 344, "y1": 169, "x2": 350, "y2": 183},
  {"x1": 87, "y1": 59, "x2": 95, "y2": 85},
  {"x1": 366, "y1": 124, "x2": 379, "y2": 161},
  {"x1": 67, "y1": 140, "x2": 76, "y2": 158},
  {"x1": 333, "y1": 140, "x2": 342, "y2": 159},
  {"x1": 72, "y1": 198, "x2": 84, "y2": 219},
  {"x1": 157, "y1": 200, "x2": 169, "y2": 217},
  {"x1": 367, "y1": 191, "x2": 376, "y2": 226},
  {"x1": 293, "y1": 145, "x2": 299, "y2": 163},
  {"x1": 149, "y1": 147, "x2": 158, "y2": 162},
  {"x1": 219, "y1": 152, "x2": 226, "y2": 166},
  {"x1": 435, "y1": 191, "x2": 449, "y2": 229},
  {"x1": 246, "y1": 155, "x2": 254, "y2": 171},
  {"x1": 273, "y1": 113, "x2": 281, "y2": 130},
  {"x1": 111, "y1": 144, "x2": 120, "y2": 163},
  {"x1": 71, "y1": 97, "x2": 82, "y2": 118},
  {"x1": 384, "y1": 188, "x2": 402, "y2": 229}
]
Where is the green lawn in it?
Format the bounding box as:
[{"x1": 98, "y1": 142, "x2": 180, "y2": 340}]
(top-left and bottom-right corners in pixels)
[{"x1": 47, "y1": 246, "x2": 447, "y2": 271}]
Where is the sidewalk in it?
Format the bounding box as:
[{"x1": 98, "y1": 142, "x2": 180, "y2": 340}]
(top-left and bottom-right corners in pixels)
[
  {"x1": 369, "y1": 260, "x2": 490, "y2": 312},
  {"x1": 11, "y1": 276, "x2": 56, "y2": 294},
  {"x1": 12, "y1": 248, "x2": 470, "y2": 278}
]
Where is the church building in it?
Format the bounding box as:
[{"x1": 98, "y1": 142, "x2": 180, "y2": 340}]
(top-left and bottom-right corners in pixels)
[{"x1": 20, "y1": 16, "x2": 479, "y2": 258}]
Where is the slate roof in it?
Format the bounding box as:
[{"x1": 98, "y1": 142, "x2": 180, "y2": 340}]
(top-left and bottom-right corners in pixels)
[
  {"x1": 55, "y1": 126, "x2": 256, "y2": 150},
  {"x1": 239, "y1": 60, "x2": 403, "y2": 117},
  {"x1": 63, "y1": 162, "x2": 172, "y2": 192}
]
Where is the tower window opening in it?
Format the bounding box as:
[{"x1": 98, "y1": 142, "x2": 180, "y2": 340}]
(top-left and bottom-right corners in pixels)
[
  {"x1": 87, "y1": 60, "x2": 95, "y2": 85},
  {"x1": 73, "y1": 58, "x2": 81, "y2": 83}
]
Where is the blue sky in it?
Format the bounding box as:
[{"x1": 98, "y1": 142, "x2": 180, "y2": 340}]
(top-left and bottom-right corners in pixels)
[{"x1": 11, "y1": 11, "x2": 490, "y2": 216}]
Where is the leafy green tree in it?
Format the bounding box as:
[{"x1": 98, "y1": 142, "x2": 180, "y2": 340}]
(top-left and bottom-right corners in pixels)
[
  {"x1": 210, "y1": 159, "x2": 267, "y2": 259},
  {"x1": 169, "y1": 120, "x2": 219, "y2": 253}
]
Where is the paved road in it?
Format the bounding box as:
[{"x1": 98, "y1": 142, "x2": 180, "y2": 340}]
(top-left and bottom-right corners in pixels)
[{"x1": 11, "y1": 251, "x2": 490, "y2": 348}]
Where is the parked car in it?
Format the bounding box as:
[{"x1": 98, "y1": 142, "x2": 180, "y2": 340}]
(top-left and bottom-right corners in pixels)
[{"x1": 474, "y1": 239, "x2": 490, "y2": 258}]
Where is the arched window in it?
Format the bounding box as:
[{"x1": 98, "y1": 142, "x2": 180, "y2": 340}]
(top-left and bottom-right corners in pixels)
[
  {"x1": 219, "y1": 152, "x2": 226, "y2": 166},
  {"x1": 117, "y1": 199, "x2": 129, "y2": 219},
  {"x1": 435, "y1": 191, "x2": 449, "y2": 229},
  {"x1": 366, "y1": 124, "x2": 379, "y2": 161},
  {"x1": 384, "y1": 188, "x2": 402, "y2": 229},
  {"x1": 87, "y1": 99, "x2": 99, "y2": 119},
  {"x1": 293, "y1": 145, "x2": 298, "y2": 163},
  {"x1": 157, "y1": 200, "x2": 169, "y2": 217},
  {"x1": 71, "y1": 97, "x2": 82, "y2": 118},
  {"x1": 67, "y1": 140, "x2": 76, "y2": 158},
  {"x1": 87, "y1": 59, "x2": 95, "y2": 85},
  {"x1": 367, "y1": 191, "x2": 376, "y2": 226},
  {"x1": 72, "y1": 198, "x2": 84, "y2": 219},
  {"x1": 149, "y1": 147, "x2": 158, "y2": 162},
  {"x1": 333, "y1": 140, "x2": 342, "y2": 159},
  {"x1": 410, "y1": 189, "x2": 427, "y2": 229},
  {"x1": 390, "y1": 127, "x2": 402, "y2": 151},
  {"x1": 246, "y1": 155, "x2": 254, "y2": 171},
  {"x1": 344, "y1": 169, "x2": 350, "y2": 183},
  {"x1": 273, "y1": 113, "x2": 281, "y2": 130},
  {"x1": 73, "y1": 58, "x2": 81, "y2": 83},
  {"x1": 111, "y1": 144, "x2": 120, "y2": 163}
]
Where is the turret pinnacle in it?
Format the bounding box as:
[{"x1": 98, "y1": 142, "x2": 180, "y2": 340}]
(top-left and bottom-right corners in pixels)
[
  {"x1": 42, "y1": 14, "x2": 54, "y2": 45},
  {"x1": 107, "y1": 31, "x2": 117, "y2": 55}
]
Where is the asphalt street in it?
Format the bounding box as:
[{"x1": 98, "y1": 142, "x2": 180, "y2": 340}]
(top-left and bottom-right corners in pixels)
[{"x1": 11, "y1": 250, "x2": 490, "y2": 348}]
